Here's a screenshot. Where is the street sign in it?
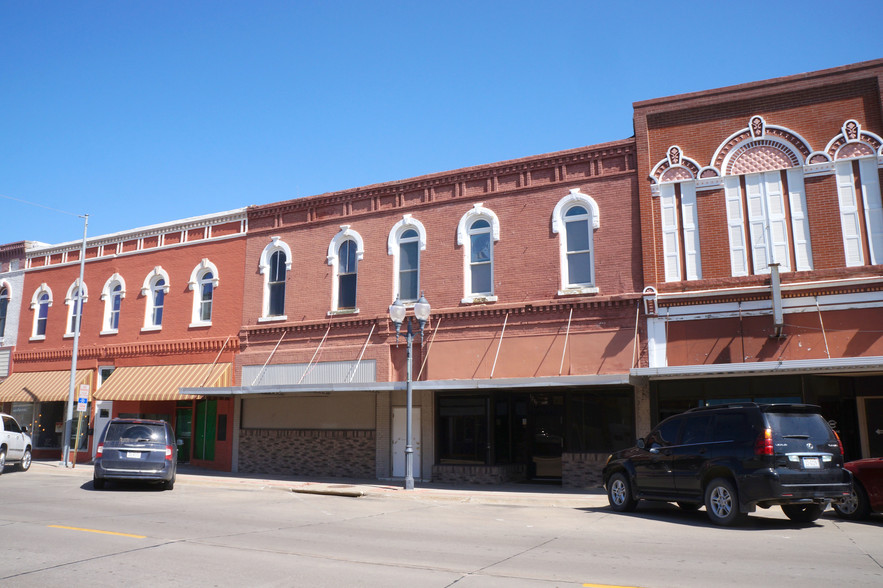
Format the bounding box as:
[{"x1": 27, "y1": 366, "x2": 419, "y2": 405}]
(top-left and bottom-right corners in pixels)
[{"x1": 77, "y1": 397, "x2": 88, "y2": 412}]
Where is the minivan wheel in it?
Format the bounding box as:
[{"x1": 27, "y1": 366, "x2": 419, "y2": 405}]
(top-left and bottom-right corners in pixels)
[
  {"x1": 607, "y1": 472, "x2": 637, "y2": 512},
  {"x1": 704, "y1": 478, "x2": 745, "y2": 526},
  {"x1": 833, "y1": 483, "x2": 871, "y2": 520},
  {"x1": 781, "y1": 503, "x2": 825, "y2": 523},
  {"x1": 18, "y1": 449, "x2": 31, "y2": 472}
]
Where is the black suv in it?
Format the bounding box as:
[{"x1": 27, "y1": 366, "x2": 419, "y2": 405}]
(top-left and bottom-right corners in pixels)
[{"x1": 603, "y1": 403, "x2": 852, "y2": 525}]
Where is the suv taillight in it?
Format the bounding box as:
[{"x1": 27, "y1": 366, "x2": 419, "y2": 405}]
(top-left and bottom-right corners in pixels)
[
  {"x1": 96, "y1": 444, "x2": 104, "y2": 457},
  {"x1": 755, "y1": 428, "x2": 774, "y2": 456},
  {"x1": 165, "y1": 445, "x2": 174, "y2": 461},
  {"x1": 833, "y1": 430, "x2": 844, "y2": 456}
]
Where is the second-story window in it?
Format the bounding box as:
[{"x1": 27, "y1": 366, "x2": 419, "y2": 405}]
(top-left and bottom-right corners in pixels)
[
  {"x1": 457, "y1": 203, "x2": 501, "y2": 302},
  {"x1": 0, "y1": 286, "x2": 8, "y2": 338},
  {"x1": 101, "y1": 274, "x2": 126, "y2": 334},
  {"x1": 268, "y1": 251, "x2": 286, "y2": 316},
  {"x1": 65, "y1": 280, "x2": 88, "y2": 337},
  {"x1": 141, "y1": 267, "x2": 171, "y2": 331},
  {"x1": 337, "y1": 240, "x2": 358, "y2": 309},
  {"x1": 552, "y1": 189, "x2": 600, "y2": 295},
  {"x1": 32, "y1": 286, "x2": 52, "y2": 339},
  {"x1": 398, "y1": 229, "x2": 420, "y2": 302},
  {"x1": 189, "y1": 259, "x2": 220, "y2": 327}
]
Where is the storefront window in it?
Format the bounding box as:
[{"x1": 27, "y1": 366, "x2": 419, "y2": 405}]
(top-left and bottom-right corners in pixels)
[
  {"x1": 438, "y1": 396, "x2": 488, "y2": 464},
  {"x1": 33, "y1": 402, "x2": 89, "y2": 450},
  {"x1": 565, "y1": 390, "x2": 635, "y2": 453}
]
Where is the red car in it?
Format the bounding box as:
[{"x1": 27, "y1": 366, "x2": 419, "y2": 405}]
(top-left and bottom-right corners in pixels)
[{"x1": 833, "y1": 458, "x2": 883, "y2": 520}]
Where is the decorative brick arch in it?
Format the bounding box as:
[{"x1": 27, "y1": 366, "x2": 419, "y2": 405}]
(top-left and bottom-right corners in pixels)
[
  {"x1": 712, "y1": 116, "x2": 812, "y2": 176},
  {"x1": 823, "y1": 119, "x2": 883, "y2": 160},
  {"x1": 649, "y1": 145, "x2": 702, "y2": 184}
]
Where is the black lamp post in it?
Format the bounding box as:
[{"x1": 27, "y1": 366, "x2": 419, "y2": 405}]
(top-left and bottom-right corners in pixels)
[{"x1": 388, "y1": 292, "x2": 430, "y2": 490}]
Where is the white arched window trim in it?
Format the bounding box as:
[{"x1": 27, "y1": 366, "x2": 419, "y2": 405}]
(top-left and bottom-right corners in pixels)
[
  {"x1": 100, "y1": 273, "x2": 127, "y2": 335},
  {"x1": 29, "y1": 283, "x2": 53, "y2": 340},
  {"x1": 327, "y1": 225, "x2": 364, "y2": 314},
  {"x1": 141, "y1": 266, "x2": 170, "y2": 331},
  {"x1": 387, "y1": 214, "x2": 427, "y2": 304},
  {"x1": 258, "y1": 236, "x2": 292, "y2": 322},
  {"x1": 63, "y1": 279, "x2": 89, "y2": 337},
  {"x1": 457, "y1": 203, "x2": 500, "y2": 303},
  {"x1": 552, "y1": 189, "x2": 600, "y2": 295},
  {"x1": 189, "y1": 258, "x2": 220, "y2": 327}
]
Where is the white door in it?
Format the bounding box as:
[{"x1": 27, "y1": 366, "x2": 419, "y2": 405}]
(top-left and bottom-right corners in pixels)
[
  {"x1": 392, "y1": 407, "x2": 421, "y2": 480},
  {"x1": 92, "y1": 400, "x2": 113, "y2": 459}
]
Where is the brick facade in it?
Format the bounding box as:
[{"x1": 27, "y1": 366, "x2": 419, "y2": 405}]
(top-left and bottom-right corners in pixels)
[{"x1": 239, "y1": 429, "x2": 375, "y2": 479}]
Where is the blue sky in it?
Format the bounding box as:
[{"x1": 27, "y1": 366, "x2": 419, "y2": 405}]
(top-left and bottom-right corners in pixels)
[{"x1": 2, "y1": 1, "x2": 882, "y2": 245}]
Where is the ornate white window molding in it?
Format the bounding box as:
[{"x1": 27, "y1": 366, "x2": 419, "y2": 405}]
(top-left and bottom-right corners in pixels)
[
  {"x1": 457, "y1": 203, "x2": 500, "y2": 303},
  {"x1": 259, "y1": 236, "x2": 292, "y2": 321},
  {"x1": 30, "y1": 283, "x2": 53, "y2": 340},
  {"x1": 141, "y1": 266, "x2": 170, "y2": 331},
  {"x1": 100, "y1": 273, "x2": 126, "y2": 335},
  {"x1": 387, "y1": 215, "x2": 427, "y2": 303},
  {"x1": 552, "y1": 189, "x2": 600, "y2": 294},
  {"x1": 189, "y1": 258, "x2": 220, "y2": 327},
  {"x1": 327, "y1": 225, "x2": 364, "y2": 314}
]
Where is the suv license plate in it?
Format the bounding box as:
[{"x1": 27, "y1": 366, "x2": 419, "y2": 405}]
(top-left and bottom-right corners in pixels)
[
  {"x1": 802, "y1": 457, "x2": 821, "y2": 469},
  {"x1": 126, "y1": 452, "x2": 141, "y2": 459}
]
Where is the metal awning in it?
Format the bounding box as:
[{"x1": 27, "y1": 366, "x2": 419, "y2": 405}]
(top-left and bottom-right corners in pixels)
[
  {"x1": 630, "y1": 356, "x2": 883, "y2": 380},
  {"x1": 181, "y1": 373, "x2": 632, "y2": 397},
  {"x1": 94, "y1": 363, "x2": 231, "y2": 401},
  {"x1": 0, "y1": 370, "x2": 92, "y2": 403}
]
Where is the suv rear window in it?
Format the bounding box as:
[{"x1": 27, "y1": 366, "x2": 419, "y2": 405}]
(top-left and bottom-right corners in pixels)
[
  {"x1": 765, "y1": 412, "x2": 834, "y2": 450},
  {"x1": 105, "y1": 423, "x2": 166, "y2": 444}
]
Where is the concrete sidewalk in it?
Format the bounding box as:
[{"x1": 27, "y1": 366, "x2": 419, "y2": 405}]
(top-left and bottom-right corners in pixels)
[{"x1": 33, "y1": 460, "x2": 610, "y2": 508}]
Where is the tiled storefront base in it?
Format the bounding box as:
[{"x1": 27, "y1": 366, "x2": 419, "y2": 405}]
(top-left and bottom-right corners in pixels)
[
  {"x1": 432, "y1": 463, "x2": 528, "y2": 485},
  {"x1": 562, "y1": 452, "x2": 608, "y2": 489},
  {"x1": 238, "y1": 429, "x2": 375, "y2": 479}
]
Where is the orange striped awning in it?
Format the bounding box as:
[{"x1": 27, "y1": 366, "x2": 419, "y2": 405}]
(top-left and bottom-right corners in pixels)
[
  {"x1": 93, "y1": 363, "x2": 231, "y2": 402},
  {"x1": 0, "y1": 370, "x2": 92, "y2": 403}
]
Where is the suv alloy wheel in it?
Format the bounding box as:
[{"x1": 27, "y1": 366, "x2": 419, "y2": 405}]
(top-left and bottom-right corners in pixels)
[{"x1": 704, "y1": 478, "x2": 745, "y2": 526}]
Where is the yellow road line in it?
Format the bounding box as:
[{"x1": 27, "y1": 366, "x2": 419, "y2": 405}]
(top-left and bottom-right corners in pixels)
[{"x1": 48, "y1": 525, "x2": 146, "y2": 539}]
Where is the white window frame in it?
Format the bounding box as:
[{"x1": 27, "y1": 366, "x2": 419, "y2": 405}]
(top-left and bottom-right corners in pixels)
[
  {"x1": 63, "y1": 279, "x2": 88, "y2": 338},
  {"x1": 140, "y1": 266, "x2": 170, "y2": 332},
  {"x1": 188, "y1": 259, "x2": 220, "y2": 327},
  {"x1": 0, "y1": 282, "x2": 9, "y2": 340},
  {"x1": 387, "y1": 214, "x2": 427, "y2": 303},
  {"x1": 456, "y1": 203, "x2": 500, "y2": 303},
  {"x1": 30, "y1": 284, "x2": 52, "y2": 341},
  {"x1": 552, "y1": 189, "x2": 600, "y2": 294},
  {"x1": 258, "y1": 236, "x2": 292, "y2": 322},
  {"x1": 100, "y1": 273, "x2": 127, "y2": 335},
  {"x1": 327, "y1": 225, "x2": 364, "y2": 314}
]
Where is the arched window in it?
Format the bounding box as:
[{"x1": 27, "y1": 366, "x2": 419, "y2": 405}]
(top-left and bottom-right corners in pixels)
[
  {"x1": 30, "y1": 284, "x2": 52, "y2": 339},
  {"x1": 259, "y1": 237, "x2": 291, "y2": 320},
  {"x1": 456, "y1": 203, "x2": 501, "y2": 302},
  {"x1": 327, "y1": 226, "x2": 364, "y2": 313},
  {"x1": 141, "y1": 267, "x2": 170, "y2": 331},
  {"x1": 188, "y1": 259, "x2": 220, "y2": 326},
  {"x1": 0, "y1": 286, "x2": 8, "y2": 338},
  {"x1": 388, "y1": 215, "x2": 427, "y2": 303},
  {"x1": 101, "y1": 273, "x2": 126, "y2": 334},
  {"x1": 64, "y1": 280, "x2": 88, "y2": 337},
  {"x1": 552, "y1": 190, "x2": 600, "y2": 294}
]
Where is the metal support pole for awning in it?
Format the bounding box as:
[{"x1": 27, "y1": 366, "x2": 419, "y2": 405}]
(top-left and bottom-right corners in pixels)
[
  {"x1": 346, "y1": 323, "x2": 375, "y2": 382},
  {"x1": 416, "y1": 316, "x2": 440, "y2": 381},
  {"x1": 559, "y1": 308, "x2": 573, "y2": 376},
  {"x1": 489, "y1": 313, "x2": 509, "y2": 379},
  {"x1": 631, "y1": 303, "x2": 640, "y2": 369},
  {"x1": 200, "y1": 335, "x2": 231, "y2": 388},
  {"x1": 251, "y1": 331, "x2": 286, "y2": 386},
  {"x1": 298, "y1": 324, "x2": 331, "y2": 385},
  {"x1": 816, "y1": 297, "x2": 831, "y2": 359}
]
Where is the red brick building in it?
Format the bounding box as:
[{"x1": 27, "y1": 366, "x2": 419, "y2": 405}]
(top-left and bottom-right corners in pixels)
[
  {"x1": 632, "y1": 59, "x2": 883, "y2": 460},
  {"x1": 195, "y1": 142, "x2": 646, "y2": 486},
  {"x1": 0, "y1": 210, "x2": 247, "y2": 469}
]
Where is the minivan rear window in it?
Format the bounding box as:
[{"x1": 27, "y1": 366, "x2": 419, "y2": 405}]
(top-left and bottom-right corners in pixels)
[{"x1": 105, "y1": 423, "x2": 165, "y2": 443}]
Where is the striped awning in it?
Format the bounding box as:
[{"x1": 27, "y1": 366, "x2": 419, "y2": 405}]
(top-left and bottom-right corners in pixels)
[
  {"x1": 93, "y1": 363, "x2": 231, "y2": 402},
  {"x1": 0, "y1": 370, "x2": 92, "y2": 403}
]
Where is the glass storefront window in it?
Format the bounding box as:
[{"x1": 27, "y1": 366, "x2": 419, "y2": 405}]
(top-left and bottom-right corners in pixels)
[
  {"x1": 438, "y1": 396, "x2": 488, "y2": 464},
  {"x1": 33, "y1": 402, "x2": 89, "y2": 450}
]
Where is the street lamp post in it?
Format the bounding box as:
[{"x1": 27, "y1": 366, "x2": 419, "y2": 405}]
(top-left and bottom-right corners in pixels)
[{"x1": 389, "y1": 292, "x2": 430, "y2": 490}]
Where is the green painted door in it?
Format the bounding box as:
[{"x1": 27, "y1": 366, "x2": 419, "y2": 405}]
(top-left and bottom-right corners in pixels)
[{"x1": 193, "y1": 399, "x2": 216, "y2": 461}]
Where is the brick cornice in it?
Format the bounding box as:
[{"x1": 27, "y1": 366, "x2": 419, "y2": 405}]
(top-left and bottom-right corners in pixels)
[{"x1": 13, "y1": 336, "x2": 239, "y2": 364}]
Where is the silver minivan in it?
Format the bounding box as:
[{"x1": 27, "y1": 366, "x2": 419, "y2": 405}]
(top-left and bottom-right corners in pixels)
[{"x1": 93, "y1": 418, "x2": 177, "y2": 490}]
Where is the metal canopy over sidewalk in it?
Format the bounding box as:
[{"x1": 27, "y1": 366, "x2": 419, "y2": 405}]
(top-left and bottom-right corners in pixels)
[
  {"x1": 94, "y1": 363, "x2": 231, "y2": 401},
  {"x1": 0, "y1": 369, "x2": 92, "y2": 403},
  {"x1": 180, "y1": 373, "x2": 632, "y2": 397},
  {"x1": 630, "y1": 356, "x2": 883, "y2": 380}
]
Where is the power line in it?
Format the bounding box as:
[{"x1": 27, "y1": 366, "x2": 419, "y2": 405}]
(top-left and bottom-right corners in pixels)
[{"x1": 0, "y1": 193, "x2": 81, "y2": 217}]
